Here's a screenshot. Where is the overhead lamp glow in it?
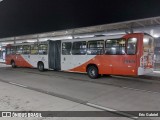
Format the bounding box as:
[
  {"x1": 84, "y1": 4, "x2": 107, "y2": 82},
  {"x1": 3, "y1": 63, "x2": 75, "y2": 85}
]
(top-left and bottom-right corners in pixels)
[
  {"x1": 153, "y1": 34, "x2": 159, "y2": 38},
  {"x1": 131, "y1": 38, "x2": 137, "y2": 41},
  {"x1": 143, "y1": 38, "x2": 149, "y2": 43},
  {"x1": 26, "y1": 39, "x2": 37, "y2": 42},
  {"x1": 75, "y1": 35, "x2": 94, "y2": 38},
  {"x1": 2, "y1": 42, "x2": 14, "y2": 45}
]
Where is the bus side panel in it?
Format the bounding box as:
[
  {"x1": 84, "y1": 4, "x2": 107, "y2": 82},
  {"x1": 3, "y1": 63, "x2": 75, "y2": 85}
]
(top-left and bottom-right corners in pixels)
[
  {"x1": 63, "y1": 55, "x2": 112, "y2": 75},
  {"x1": 66, "y1": 55, "x2": 137, "y2": 75},
  {"x1": 61, "y1": 55, "x2": 94, "y2": 72},
  {"x1": 5, "y1": 54, "x2": 13, "y2": 65},
  {"x1": 5, "y1": 54, "x2": 33, "y2": 67},
  {"x1": 16, "y1": 54, "x2": 33, "y2": 67},
  {"x1": 111, "y1": 55, "x2": 137, "y2": 75},
  {"x1": 22, "y1": 54, "x2": 48, "y2": 68},
  {"x1": 16, "y1": 54, "x2": 23, "y2": 67},
  {"x1": 99, "y1": 56, "x2": 112, "y2": 74}
]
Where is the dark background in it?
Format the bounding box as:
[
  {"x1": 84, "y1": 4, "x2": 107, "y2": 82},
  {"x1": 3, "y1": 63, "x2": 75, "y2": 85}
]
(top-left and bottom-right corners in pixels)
[{"x1": 0, "y1": 0, "x2": 160, "y2": 38}]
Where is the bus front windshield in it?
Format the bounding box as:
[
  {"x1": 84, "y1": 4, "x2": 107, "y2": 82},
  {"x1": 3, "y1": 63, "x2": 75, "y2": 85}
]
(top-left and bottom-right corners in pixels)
[{"x1": 143, "y1": 35, "x2": 154, "y2": 53}]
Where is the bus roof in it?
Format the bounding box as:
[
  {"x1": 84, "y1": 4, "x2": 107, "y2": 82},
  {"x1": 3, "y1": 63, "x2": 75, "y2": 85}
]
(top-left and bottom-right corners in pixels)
[{"x1": 5, "y1": 33, "x2": 151, "y2": 46}]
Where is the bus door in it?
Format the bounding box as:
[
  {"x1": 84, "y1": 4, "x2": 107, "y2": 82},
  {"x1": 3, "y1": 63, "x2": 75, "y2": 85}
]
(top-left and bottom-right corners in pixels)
[{"x1": 48, "y1": 40, "x2": 61, "y2": 70}]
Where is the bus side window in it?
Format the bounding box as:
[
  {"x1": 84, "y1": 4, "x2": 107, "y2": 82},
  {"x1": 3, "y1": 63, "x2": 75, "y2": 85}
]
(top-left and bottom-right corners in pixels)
[
  {"x1": 6, "y1": 48, "x2": 11, "y2": 55},
  {"x1": 87, "y1": 40, "x2": 104, "y2": 55},
  {"x1": 23, "y1": 45, "x2": 31, "y2": 54},
  {"x1": 39, "y1": 44, "x2": 48, "y2": 55},
  {"x1": 143, "y1": 37, "x2": 154, "y2": 53},
  {"x1": 127, "y1": 38, "x2": 137, "y2": 55},
  {"x1": 62, "y1": 42, "x2": 72, "y2": 55},
  {"x1": 31, "y1": 44, "x2": 38, "y2": 55},
  {"x1": 16, "y1": 46, "x2": 23, "y2": 54},
  {"x1": 72, "y1": 41, "x2": 86, "y2": 55},
  {"x1": 10, "y1": 46, "x2": 16, "y2": 54},
  {"x1": 105, "y1": 39, "x2": 126, "y2": 55}
]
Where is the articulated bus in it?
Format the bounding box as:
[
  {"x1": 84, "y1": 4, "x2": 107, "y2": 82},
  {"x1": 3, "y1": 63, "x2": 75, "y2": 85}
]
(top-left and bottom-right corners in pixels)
[{"x1": 5, "y1": 33, "x2": 154, "y2": 78}]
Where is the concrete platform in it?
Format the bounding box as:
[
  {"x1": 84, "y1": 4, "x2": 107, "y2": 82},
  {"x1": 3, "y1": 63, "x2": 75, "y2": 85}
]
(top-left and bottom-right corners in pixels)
[
  {"x1": 138, "y1": 71, "x2": 160, "y2": 80},
  {"x1": 0, "y1": 81, "x2": 135, "y2": 120},
  {"x1": 0, "y1": 59, "x2": 5, "y2": 63}
]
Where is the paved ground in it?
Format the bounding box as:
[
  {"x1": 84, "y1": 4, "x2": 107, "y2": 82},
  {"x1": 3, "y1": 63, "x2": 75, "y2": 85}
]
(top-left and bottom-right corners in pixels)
[
  {"x1": 0, "y1": 79, "x2": 131, "y2": 120},
  {"x1": 0, "y1": 63, "x2": 160, "y2": 120}
]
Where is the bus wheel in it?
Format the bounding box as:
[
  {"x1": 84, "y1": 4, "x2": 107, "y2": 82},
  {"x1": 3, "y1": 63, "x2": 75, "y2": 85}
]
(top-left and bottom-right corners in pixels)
[
  {"x1": 11, "y1": 61, "x2": 16, "y2": 68},
  {"x1": 38, "y1": 62, "x2": 44, "y2": 72},
  {"x1": 87, "y1": 66, "x2": 99, "y2": 79}
]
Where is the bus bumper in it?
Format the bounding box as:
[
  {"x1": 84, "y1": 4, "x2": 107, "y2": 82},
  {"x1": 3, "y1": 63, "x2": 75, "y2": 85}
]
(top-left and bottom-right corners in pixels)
[{"x1": 138, "y1": 67, "x2": 154, "y2": 75}]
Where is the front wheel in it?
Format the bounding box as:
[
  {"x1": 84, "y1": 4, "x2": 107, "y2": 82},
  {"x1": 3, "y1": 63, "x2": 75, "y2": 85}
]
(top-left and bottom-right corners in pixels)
[
  {"x1": 11, "y1": 61, "x2": 16, "y2": 68},
  {"x1": 38, "y1": 62, "x2": 44, "y2": 72},
  {"x1": 87, "y1": 66, "x2": 99, "y2": 79}
]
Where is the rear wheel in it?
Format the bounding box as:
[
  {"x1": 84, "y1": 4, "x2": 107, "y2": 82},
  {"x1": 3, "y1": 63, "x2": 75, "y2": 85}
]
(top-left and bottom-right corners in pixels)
[
  {"x1": 11, "y1": 61, "x2": 16, "y2": 68},
  {"x1": 38, "y1": 62, "x2": 44, "y2": 71},
  {"x1": 87, "y1": 66, "x2": 99, "y2": 79}
]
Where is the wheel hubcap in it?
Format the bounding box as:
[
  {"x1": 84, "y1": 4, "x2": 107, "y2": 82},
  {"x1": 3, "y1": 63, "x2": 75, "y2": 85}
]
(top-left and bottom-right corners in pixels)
[
  {"x1": 39, "y1": 64, "x2": 43, "y2": 70},
  {"x1": 89, "y1": 69, "x2": 96, "y2": 76}
]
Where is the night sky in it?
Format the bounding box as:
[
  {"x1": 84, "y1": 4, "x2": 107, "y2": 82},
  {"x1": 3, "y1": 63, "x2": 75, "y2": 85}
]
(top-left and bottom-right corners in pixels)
[{"x1": 0, "y1": 0, "x2": 160, "y2": 38}]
